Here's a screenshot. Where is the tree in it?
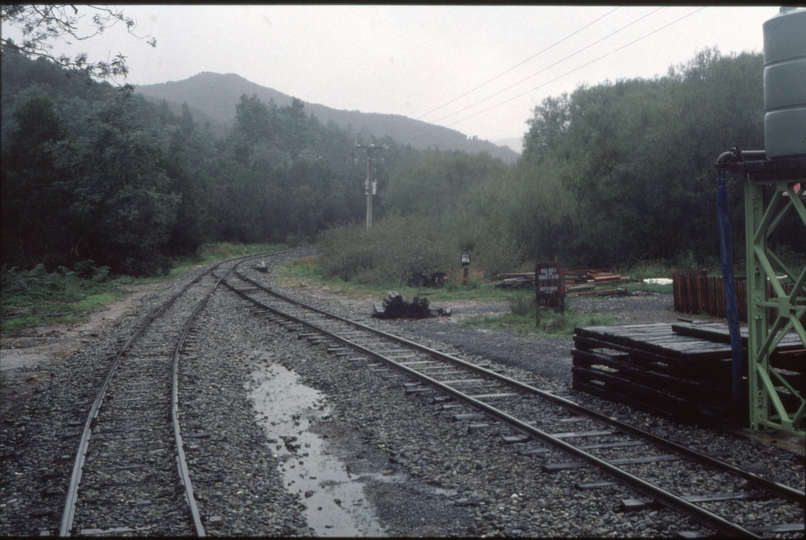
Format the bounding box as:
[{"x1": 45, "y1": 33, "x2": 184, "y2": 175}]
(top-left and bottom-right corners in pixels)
[
  {"x1": 52, "y1": 88, "x2": 179, "y2": 275},
  {"x1": 1, "y1": 94, "x2": 70, "y2": 268},
  {"x1": 1, "y1": 5, "x2": 155, "y2": 82},
  {"x1": 515, "y1": 49, "x2": 768, "y2": 268},
  {"x1": 382, "y1": 150, "x2": 507, "y2": 220}
]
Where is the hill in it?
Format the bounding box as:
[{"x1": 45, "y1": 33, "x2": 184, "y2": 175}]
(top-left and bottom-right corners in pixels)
[{"x1": 134, "y1": 72, "x2": 519, "y2": 163}]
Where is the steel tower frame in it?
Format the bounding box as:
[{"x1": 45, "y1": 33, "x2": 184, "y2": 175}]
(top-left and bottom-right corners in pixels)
[
  {"x1": 745, "y1": 176, "x2": 805, "y2": 436},
  {"x1": 716, "y1": 151, "x2": 805, "y2": 437}
]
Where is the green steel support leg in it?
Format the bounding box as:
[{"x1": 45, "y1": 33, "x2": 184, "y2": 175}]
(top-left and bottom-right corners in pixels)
[
  {"x1": 745, "y1": 181, "x2": 765, "y2": 432},
  {"x1": 744, "y1": 179, "x2": 806, "y2": 437}
]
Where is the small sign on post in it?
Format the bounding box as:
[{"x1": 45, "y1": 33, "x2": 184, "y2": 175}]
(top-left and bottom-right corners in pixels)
[{"x1": 535, "y1": 262, "x2": 565, "y2": 326}]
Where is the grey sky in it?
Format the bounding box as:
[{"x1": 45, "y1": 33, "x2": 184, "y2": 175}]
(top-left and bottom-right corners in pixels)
[{"x1": 4, "y1": 5, "x2": 779, "y2": 146}]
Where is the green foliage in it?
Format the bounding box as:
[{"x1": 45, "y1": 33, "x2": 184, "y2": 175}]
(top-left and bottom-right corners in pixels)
[
  {"x1": 51, "y1": 87, "x2": 180, "y2": 275},
  {"x1": 1, "y1": 5, "x2": 154, "y2": 82},
  {"x1": 459, "y1": 296, "x2": 617, "y2": 337},
  {"x1": 508, "y1": 292, "x2": 534, "y2": 317},
  {"x1": 3, "y1": 45, "x2": 801, "y2": 295},
  {"x1": 0, "y1": 242, "x2": 287, "y2": 335},
  {"x1": 382, "y1": 150, "x2": 507, "y2": 218},
  {"x1": 72, "y1": 260, "x2": 111, "y2": 282},
  {"x1": 1, "y1": 93, "x2": 70, "y2": 268},
  {"x1": 518, "y1": 48, "x2": 770, "y2": 268},
  {"x1": 318, "y1": 214, "x2": 456, "y2": 286},
  {"x1": 286, "y1": 257, "x2": 325, "y2": 281},
  {"x1": 0, "y1": 263, "x2": 122, "y2": 333},
  {"x1": 1, "y1": 52, "x2": 367, "y2": 275}
]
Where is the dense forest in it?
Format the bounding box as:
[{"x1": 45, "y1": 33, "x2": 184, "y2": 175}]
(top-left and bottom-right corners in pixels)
[
  {"x1": 1, "y1": 47, "x2": 371, "y2": 275},
  {"x1": 2, "y1": 44, "x2": 802, "y2": 283},
  {"x1": 318, "y1": 48, "x2": 803, "y2": 282}
]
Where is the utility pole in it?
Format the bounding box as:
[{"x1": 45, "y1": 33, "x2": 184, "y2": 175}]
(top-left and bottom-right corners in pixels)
[{"x1": 356, "y1": 143, "x2": 385, "y2": 228}]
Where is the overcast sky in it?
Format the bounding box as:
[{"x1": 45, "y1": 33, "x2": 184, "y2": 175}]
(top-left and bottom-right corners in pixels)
[{"x1": 4, "y1": 5, "x2": 780, "y2": 148}]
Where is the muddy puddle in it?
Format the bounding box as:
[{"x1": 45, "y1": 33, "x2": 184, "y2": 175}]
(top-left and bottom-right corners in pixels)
[{"x1": 248, "y1": 357, "x2": 386, "y2": 537}]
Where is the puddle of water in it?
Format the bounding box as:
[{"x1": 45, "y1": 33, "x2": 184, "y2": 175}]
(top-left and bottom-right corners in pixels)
[{"x1": 248, "y1": 356, "x2": 386, "y2": 537}]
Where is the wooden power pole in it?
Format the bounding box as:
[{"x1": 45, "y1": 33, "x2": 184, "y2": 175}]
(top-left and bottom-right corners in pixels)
[{"x1": 356, "y1": 143, "x2": 385, "y2": 228}]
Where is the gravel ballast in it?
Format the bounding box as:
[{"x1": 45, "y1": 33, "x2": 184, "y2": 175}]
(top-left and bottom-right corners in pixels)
[{"x1": 1, "y1": 260, "x2": 803, "y2": 537}]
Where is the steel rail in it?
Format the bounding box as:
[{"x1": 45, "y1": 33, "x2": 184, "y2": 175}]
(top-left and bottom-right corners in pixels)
[
  {"x1": 169, "y1": 261, "x2": 246, "y2": 536},
  {"x1": 59, "y1": 266, "x2": 214, "y2": 536},
  {"x1": 58, "y1": 253, "x2": 274, "y2": 537},
  {"x1": 234, "y1": 271, "x2": 804, "y2": 506},
  {"x1": 228, "y1": 270, "x2": 804, "y2": 538}
]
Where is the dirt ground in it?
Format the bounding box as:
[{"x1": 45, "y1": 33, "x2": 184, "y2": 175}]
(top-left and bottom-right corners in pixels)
[{"x1": 0, "y1": 283, "x2": 163, "y2": 419}]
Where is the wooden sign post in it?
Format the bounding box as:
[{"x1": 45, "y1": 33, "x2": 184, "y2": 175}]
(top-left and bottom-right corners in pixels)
[{"x1": 535, "y1": 262, "x2": 565, "y2": 327}]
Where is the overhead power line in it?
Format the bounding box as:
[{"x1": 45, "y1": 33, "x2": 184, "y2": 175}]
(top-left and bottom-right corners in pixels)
[
  {"x1": 415, "y1": 6, "x2": 622, "y2": 122},
  {"x1": 403, "y1": 6, "x2": 707, "y2": 144},
  {"x1": 399, "y1": 6, "x2": 665, "y2": 142},
  {"x1": 442, "y1": 6, "x2": 707, "y2": 131}
]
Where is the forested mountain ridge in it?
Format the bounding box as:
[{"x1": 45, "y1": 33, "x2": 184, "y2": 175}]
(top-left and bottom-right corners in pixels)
[{"x1": 134, "y1": 72, "x2": 520, "y2": 163}]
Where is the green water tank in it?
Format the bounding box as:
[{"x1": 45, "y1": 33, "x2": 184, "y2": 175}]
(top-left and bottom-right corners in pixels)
[{"x1": 763, "y1": 6, "x2": 806, "y2": 158}]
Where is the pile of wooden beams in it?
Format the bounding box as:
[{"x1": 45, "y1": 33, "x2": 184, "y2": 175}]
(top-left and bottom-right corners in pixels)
[
  {"x1": 566, "y1": 268, "x2": 629, "y2": 293},
  {"x1": 494, "y1": 268, "x2": 629, "y2": 293},
  {"x1": 572, "y1": 322, "x2": 805, "y2": 427},
  {"x1": 494, "y1": 272, "x2": 537, "y2": 289}
]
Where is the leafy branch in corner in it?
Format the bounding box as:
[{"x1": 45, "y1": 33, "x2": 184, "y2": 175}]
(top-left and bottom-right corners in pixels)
[{"x1": 1, "y1": 4, "x2": 156, "y2": 81}]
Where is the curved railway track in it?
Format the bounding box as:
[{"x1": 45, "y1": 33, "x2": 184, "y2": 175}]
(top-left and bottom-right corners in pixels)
[
  {"x1": 223, "y1": 262, "x2": 804, "y2": 539},
  {"x1": 56, "y1": 251, "x2": 298, "y2": 537}
]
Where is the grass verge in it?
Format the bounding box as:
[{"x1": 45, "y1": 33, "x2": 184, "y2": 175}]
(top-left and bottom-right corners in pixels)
[
  {"x1": 1, "y1": 243, "x2": 286, "y2": 336},
  {"x1": 276, "y1": 256, "x2": 513, "y2": 302},
  {"x1": 278, "y1": 256, "x2": 627, "y2": 337},
  {"x1": 458, "y1": 292, "x2": 619, "y2": 337}
]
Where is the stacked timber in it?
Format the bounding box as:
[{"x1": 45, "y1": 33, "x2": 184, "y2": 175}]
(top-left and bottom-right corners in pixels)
[
  {"x1": 566, "y1": 268, "x2": 629, "y2": 293},
  {"x1": 572, "y1": 322, "x2": 805, "y2": 427},
  {"x1": 495, "y1": 272, "x2": 537, "y2": 289},
  {"x1": 494, "y1": 268, "x2": 629, "y2": 292}
]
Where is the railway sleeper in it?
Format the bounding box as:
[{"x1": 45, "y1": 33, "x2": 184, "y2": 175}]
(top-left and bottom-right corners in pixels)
[
  {"x1": 467, "y1": 423, "x2": 490, "y2": 433},
  {"x1": 520, "y1": 447, "x2": 553, "y2": 456},
  {"x1": 620, "y1": 491, "x2": 779, "y2": 522},
  {"x1": 543, "y1": 454, "x2": 679, "y2": 472},
  {"x1": 576, "y1": 480, "x2": 617, "y2": 489},
  {"x1": 746, "y1": 523, "x2": 805, "y2": 535},
  {"x1": 452, "y1": 413, "x2": 485, "y2": 422},
  {"x1": 79, "y1": 525, "x2": 154, "y2": 536},
  {"x1": 405, "y1": 387, "x2": 433, "y2": 395}
]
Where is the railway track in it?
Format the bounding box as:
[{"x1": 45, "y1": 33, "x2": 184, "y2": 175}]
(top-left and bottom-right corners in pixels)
[
  {"x1": 224, "y1": 262, "x2": 804, "y2": 539},
  {"x1": 56, "y1": 252, "x2": 295, "y2": 537}
]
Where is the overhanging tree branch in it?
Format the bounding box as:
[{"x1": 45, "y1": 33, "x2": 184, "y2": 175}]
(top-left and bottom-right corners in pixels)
[{"x1": 1, "y1": 4, "x2": 156, "y2": 81}]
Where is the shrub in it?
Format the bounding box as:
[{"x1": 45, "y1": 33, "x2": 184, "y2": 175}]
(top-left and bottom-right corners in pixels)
[
  {"x1": 509, "y1": 292, "x2": 534, "y2": 317},
  {"x1": 73, "y1": 260, "x2": 111, "y2": 282},
  {"x1": 319, "y1": 214, "x2": 456, "y2": 286}
]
